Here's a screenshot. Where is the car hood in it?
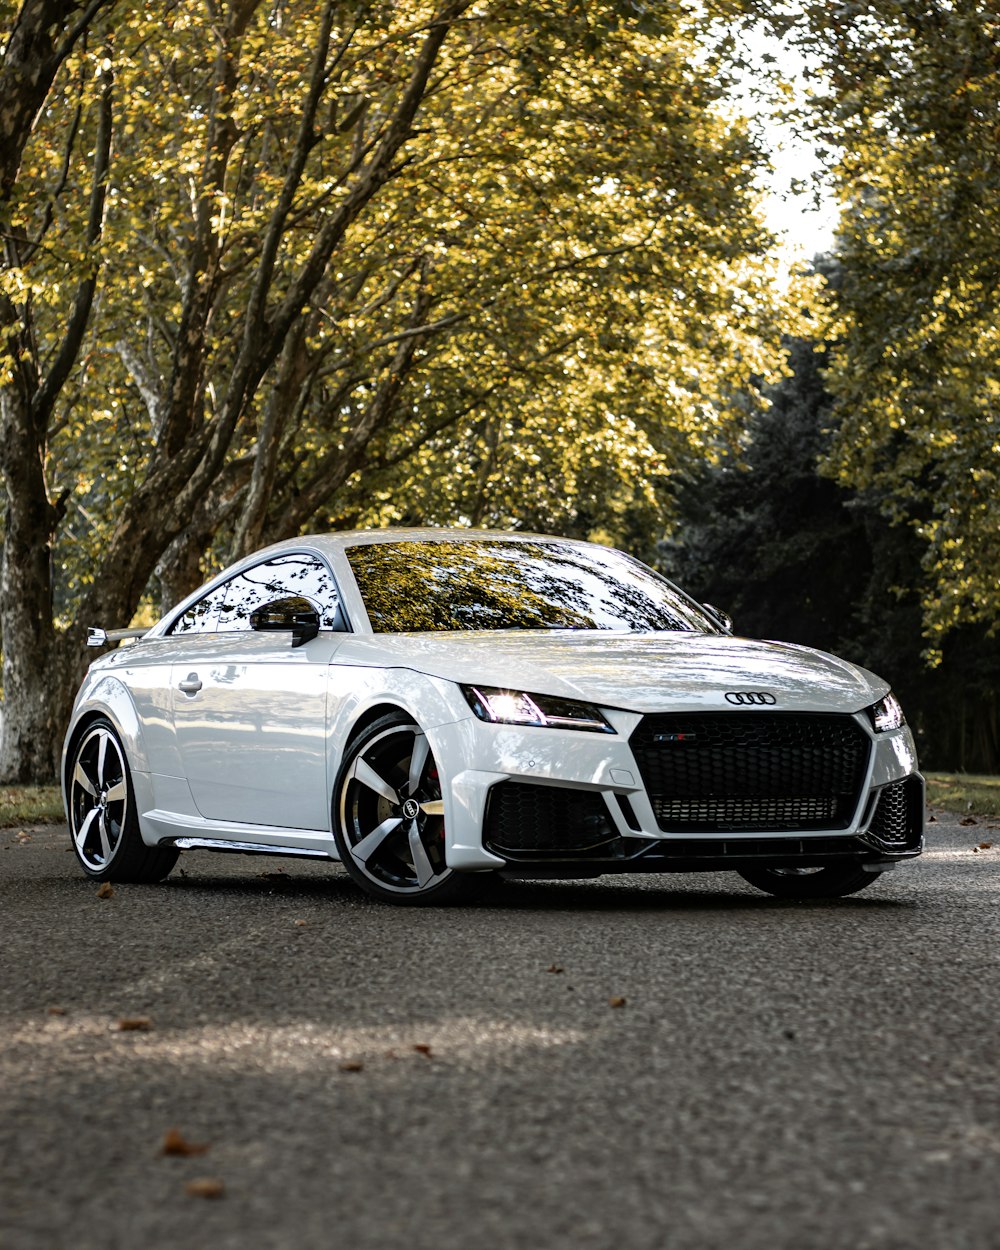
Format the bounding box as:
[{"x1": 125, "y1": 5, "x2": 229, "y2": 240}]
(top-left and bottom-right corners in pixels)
[{"x1": 333, "y1": 631, "x2": 888, "y2": 714}]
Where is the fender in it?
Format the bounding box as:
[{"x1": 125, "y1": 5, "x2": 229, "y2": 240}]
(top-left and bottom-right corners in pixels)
[
  {"x1": 62, "y1": 675, "x2": 151, "y2": 785},
  {"x1": 325, "y1": 665, "x2": 472, "y2": 780},
  {"x1": 62, "y1": 676, "x2": 164, "y2": 840}
]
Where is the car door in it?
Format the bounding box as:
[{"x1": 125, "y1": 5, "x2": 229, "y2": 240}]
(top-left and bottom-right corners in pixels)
[{"x1": 169, "y1": 553, "x2": 347, "y2": 831}]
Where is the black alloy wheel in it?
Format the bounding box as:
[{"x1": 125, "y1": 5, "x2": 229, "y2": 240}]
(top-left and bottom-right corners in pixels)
[
  {"x1": 68, "y1": 717, "x2": 178, "y2": 882},
  {"x1": 333, "y1": 712, "x2": 481, "y2": 905}
]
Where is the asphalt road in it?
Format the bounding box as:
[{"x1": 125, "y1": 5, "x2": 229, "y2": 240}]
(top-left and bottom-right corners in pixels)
[{"x1": 2, "y1": 812, "x2": 998, "y2": 1250}]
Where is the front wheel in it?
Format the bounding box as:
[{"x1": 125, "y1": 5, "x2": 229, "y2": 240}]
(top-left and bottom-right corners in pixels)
[
  {"x1": 738, "y1": 863, "x2": 883, "y2": 899},
  {"x1": 333, "y1": 713, "x2": 482, "y2": 905},
  {"x1": 68, "y1": 717, "x2": 178, "y2": 883}
]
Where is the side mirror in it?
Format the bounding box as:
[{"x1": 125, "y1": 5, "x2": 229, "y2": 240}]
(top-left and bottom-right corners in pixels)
[
  {"x1": 702, "y1": 602, "x2": 734, "y2": 634},
  {"x1": 249, "y1": 596, "x2": 320, "y2": 648}
]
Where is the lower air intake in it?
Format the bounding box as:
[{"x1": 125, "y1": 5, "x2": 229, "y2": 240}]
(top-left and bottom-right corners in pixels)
[
  {"x1": 484, "y1": 782, "x2": 615, "y2": 856},
  {"x1": 866, "y1": 776, "x2": 924, "y2": 848}
]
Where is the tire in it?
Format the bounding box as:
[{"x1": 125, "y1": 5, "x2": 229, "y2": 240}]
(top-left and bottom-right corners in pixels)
[
  {"x1": 333, "y1": 712, "x2": 482, "y2": 905},
  {"x1": 68, "y1": 717, "x2": 178, "y2": 883},
  {"x1": 738, "y1": 863, "x2": 883, "y2": 899}
]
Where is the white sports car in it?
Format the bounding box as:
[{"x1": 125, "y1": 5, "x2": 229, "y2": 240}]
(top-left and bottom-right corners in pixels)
[{"x1": 63, "y1": 529, "x2": 923, "y2": 904}]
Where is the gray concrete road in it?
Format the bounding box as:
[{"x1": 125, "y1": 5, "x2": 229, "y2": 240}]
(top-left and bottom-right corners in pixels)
[{"x1": 1, "y1": 813, "x2": 999, "y2": 1250}]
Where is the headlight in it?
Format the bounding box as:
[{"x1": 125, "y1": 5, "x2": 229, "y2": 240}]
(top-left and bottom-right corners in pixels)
[
  {"x1": 870, "y1": 692, "x2": 905, "y2": 733},
  {"x1": 462, "y1": 685, "x2": 615, "y2": 734}
]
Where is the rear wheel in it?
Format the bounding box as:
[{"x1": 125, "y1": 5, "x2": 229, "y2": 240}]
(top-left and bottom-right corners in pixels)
[
  {"x1": 68, "y1": 718, "x2": 178, "y2": 883},
  {"x1": 738, "y1": 863, "x2": 882, "y2": 899},
  {"x1": 333, "y1": 713, "x2": 481, "y2": 905}
]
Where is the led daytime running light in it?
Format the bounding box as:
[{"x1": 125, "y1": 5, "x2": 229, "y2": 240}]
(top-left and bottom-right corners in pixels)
[{"x1": 463, "y1": 686, "x2": 614, "y2": 733}]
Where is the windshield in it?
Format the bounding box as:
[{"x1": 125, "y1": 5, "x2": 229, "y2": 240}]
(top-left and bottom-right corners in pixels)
[{"x1": 346, "y1": 538, "x2": 717, "y2": 633}]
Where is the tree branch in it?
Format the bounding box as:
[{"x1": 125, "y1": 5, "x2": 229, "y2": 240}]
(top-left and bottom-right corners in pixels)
[
  {"x1": 177, "y1": 0, "x2": 470, "y2": 516},
  {"x1": 30, "y1": 48, "x2": 113, "y2": 430},
  {"x1": 275, "y1": 275, "x2": 436, "y2": 536}
]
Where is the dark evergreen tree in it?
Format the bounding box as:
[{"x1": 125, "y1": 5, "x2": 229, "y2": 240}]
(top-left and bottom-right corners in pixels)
[{"x1": 663, "y1": 338, "x2": 1000, "y2": 772}]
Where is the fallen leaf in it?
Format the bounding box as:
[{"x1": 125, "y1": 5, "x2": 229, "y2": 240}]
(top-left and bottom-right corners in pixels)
[
  {"x1": 413, "y1": 1044, "x2": 433, "y2": 1057},
  {"x1": 118, "y1": 1017, "x2": 152, "y2": 1032},
  {"x1": 339, "y1": 1060, "x2": 364, "y2": 1072},
  {"x1": 162, "y1": 1128, "x2": 209, "y2": 1157},
  {"x1": 185, "y1": 1178, "x2": 224, "y2": 1199},
  {"x1": 608, "y1": 996, "x2": 627, "y2": 1008},
  {"x1": 293, "y1": 920, "x2": 307, "y2": 927},
  {"x1": 959, "y1": 816, "x2": 978, "y2": 826},
  {"x1": 47, "y1": 1006, "x2": 67, "y2": 1016},
  {"x1": 979, "y1": 842, "x2": 993, "y2": 851},
  {"x1": 96, "y1": 882, "x2": 114, "y2": 899},
  {"x1": 546, "y1": 964, "x2": 564, "y2": 974},
  {"x1": 928, "y1": 814, "x2": 938, "y2": 823}
]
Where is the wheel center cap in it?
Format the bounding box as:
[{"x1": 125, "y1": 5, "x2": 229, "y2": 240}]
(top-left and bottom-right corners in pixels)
[{"x1": 402, "y1": 798, "x2": 420, "y2": 820}]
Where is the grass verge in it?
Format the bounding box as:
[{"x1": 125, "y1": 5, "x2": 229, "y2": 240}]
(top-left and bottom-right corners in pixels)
[
  {"x1": 0, "y1": 785, "x2": 64, "y2": 828},
  {"x1": 924, "y1": 772, "x2": 1000, "y2": 819}
]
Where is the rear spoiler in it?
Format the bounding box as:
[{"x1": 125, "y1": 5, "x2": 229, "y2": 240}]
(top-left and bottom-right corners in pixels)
[{"x1": 87, "y1": 626, "x2": 149, "y2": 648}]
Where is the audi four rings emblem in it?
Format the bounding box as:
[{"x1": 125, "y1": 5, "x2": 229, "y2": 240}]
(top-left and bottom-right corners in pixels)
[{"x1": 724, "y1": 691, "x2": 777, "y2": 705}]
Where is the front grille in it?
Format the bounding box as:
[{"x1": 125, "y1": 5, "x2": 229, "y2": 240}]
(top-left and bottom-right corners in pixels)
[
  {"x1": 631, "y1": 712, "x2": 871, "y2": 833},
  {"x1": 484, "y1": 782, "x2": 614, "y2": 856},
  {"x1": 866, "y1": 777, "x2": 923, "y2": 848}
]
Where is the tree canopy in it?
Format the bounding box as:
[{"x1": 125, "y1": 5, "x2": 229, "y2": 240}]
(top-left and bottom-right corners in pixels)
[{"x1": 0, "y1": 0, "x2": 792, "y2": 779}]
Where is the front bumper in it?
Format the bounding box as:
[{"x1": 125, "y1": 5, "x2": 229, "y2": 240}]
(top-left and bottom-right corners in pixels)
[{"x1": 432, "y1": 707, "x2": 923, "y2": 876}]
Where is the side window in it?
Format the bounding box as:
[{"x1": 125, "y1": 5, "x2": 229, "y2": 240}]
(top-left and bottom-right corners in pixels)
[
  {"x1": 217, "y1": 555, "x2": 344, "y2": 633},
  {"x1": 169, "y1": 582, "x2": 230, "y2": 635}
]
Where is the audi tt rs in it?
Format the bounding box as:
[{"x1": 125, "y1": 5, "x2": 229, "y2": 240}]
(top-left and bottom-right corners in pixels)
[{"x1": 63, "y1": 529, "x2": 923, "y2": 904}]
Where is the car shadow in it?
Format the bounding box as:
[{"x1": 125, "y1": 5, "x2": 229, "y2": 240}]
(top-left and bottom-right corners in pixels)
[
  {"x1": 477, "y1": 876, "x2": 918, "y2": 912},
  {"x1": 162, "y1": 864, "x2": 918, "y2": 913}
]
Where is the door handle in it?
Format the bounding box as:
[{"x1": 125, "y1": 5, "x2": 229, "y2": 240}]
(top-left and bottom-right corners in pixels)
[{"x1": 178, "y1": 673, "x2": 203, "y2": 695}]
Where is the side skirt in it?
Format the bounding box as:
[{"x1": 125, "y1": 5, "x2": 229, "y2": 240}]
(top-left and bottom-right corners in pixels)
[
  {"x1": 140, "y1": 808, "x2": 340, "y2": 860},
  {"x1": 168, "y1": 837, "x2": 333, "y2": 862}
]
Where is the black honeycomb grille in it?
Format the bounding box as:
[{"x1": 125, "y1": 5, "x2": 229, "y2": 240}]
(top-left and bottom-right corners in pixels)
[
  {"x1": 484, "y1": 782, "x2": 614, "y2": 856},
  {"x1": 867, "y1": 777, "x2": 922, "y2": 847},
  {"x1": 630, "y1": 712, "x2": 871, "y2": 833}
]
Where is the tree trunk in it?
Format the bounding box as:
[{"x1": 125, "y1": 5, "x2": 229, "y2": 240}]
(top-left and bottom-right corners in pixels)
[
  {"x1": 0, "y1": 623, "x2": 84, "y2": 785},
  {"x1": 0, "y1": 7, "x2": 114, "y2": 781},
  {"x1": 157, "y1": 538, "x2": 209, "y2": 616},
  {"x1": 0, "y1": 384, "x2": 63, "y2": 781}
]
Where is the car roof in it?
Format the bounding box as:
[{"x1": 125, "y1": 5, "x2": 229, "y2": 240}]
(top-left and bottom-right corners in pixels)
[{"x1": 257, "y1": 528, "x2": 601, "y2": 558}]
